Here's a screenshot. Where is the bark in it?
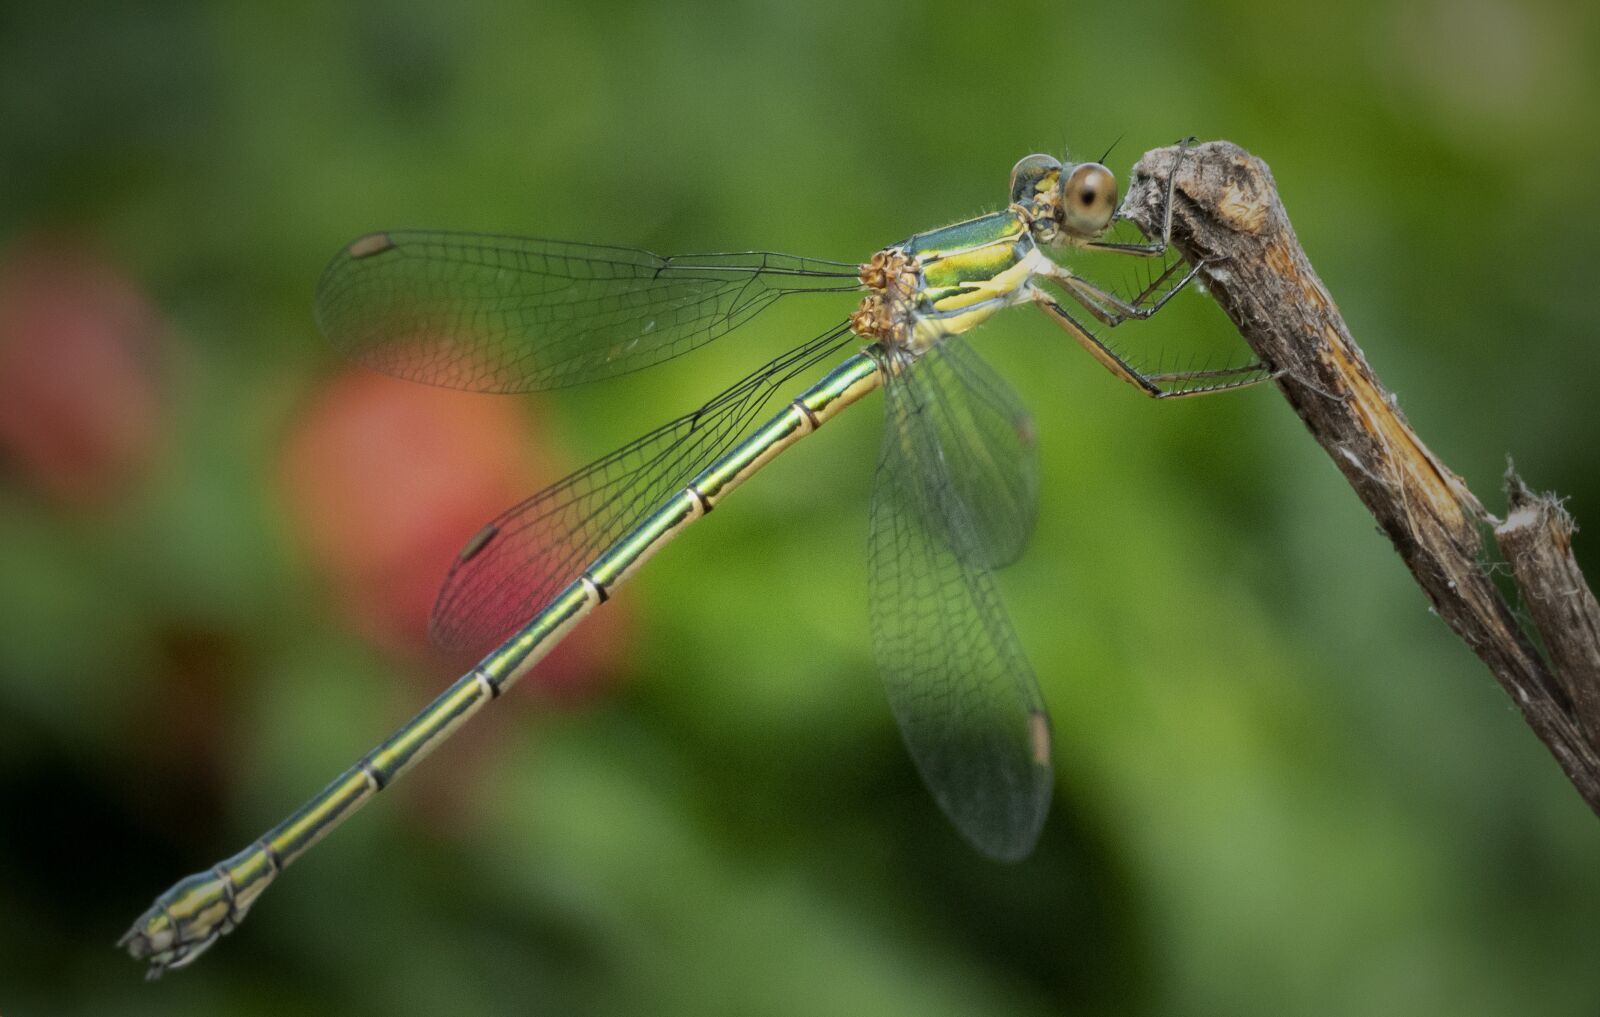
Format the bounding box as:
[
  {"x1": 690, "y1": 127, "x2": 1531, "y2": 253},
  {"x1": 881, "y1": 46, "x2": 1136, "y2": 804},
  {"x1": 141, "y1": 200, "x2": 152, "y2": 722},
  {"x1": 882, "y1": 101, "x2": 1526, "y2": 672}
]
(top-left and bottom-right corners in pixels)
[{"x1": 1119, "y1": 140, "x2": 1600, "y2": 814}]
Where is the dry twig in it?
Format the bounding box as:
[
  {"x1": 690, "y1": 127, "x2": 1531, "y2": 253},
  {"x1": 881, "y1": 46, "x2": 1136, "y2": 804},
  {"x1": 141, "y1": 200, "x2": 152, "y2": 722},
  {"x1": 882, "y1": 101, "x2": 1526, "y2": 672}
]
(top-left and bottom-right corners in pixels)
[{"x1": 1120, "y1": 140, "x2": 1600, "y2": 813}]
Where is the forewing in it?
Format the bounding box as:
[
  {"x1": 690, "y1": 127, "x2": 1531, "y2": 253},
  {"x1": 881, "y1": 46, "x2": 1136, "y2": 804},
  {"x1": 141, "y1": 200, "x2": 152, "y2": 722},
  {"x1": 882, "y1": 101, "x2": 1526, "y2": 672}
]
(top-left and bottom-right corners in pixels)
[
  {"x1": 432, "y1": 321, "x2": 856, "y2": 653},
  {"x1": 316, "y1": 231, "x2": 859, "y2": 393}
]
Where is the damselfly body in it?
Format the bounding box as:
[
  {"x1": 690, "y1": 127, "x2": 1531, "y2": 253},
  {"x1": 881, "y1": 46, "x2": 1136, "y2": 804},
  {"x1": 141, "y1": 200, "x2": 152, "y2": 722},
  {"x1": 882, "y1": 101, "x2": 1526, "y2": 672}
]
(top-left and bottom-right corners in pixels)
[{"x1": 122, "y1": 142, "x2": 1268, "y2": 976}]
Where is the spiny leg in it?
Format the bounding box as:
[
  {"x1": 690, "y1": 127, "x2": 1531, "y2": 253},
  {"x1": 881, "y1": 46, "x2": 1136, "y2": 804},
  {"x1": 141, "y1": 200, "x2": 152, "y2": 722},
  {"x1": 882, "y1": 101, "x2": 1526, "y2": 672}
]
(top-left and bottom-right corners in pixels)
[
  {"x1": 1038, "y1": 257, "x2": 1205, "y2": 329},
  {"x1": 1029, "y1": 289, "x2": 1272, "y2": 399},
  {"x1": 1034, "y1": 143, "x2": 1267, "y2": 396}
]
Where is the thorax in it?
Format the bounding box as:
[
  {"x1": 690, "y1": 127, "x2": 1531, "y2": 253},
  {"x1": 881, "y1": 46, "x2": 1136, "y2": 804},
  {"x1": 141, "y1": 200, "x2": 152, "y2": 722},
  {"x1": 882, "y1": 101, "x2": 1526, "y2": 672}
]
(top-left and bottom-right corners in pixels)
[{"x1": 850, "y1": 207, "x2": 1046, "y2": 359}]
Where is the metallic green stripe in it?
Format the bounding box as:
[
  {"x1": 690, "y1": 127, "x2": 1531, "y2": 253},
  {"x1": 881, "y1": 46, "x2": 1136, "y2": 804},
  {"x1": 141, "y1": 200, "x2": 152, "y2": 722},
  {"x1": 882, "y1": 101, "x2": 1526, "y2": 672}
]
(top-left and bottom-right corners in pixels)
[
  {"x1": 587, "y1": 490, "x2": 700, "y2": 589},
  {"x1": 901, "y1": 209, "x2": 1025, "y2": 259},
  {"x1": 797, "y1": 352, "x2": 882, "y2": 423},
  {"x1": 480, "y1": 582, "x2": 596, "y2": 693},
  {"x1": 695, "y1": 408, "x2": 810, "y2": 502},
  {"x1": 365, "y1": 672, "x2": 493, "y2": 781},
  {"x1": 220, "y1": 844, "x2": 277, "y2": 905},
  {"x1": 265, "y1": 769, "x2": 376, "y2": 866}
]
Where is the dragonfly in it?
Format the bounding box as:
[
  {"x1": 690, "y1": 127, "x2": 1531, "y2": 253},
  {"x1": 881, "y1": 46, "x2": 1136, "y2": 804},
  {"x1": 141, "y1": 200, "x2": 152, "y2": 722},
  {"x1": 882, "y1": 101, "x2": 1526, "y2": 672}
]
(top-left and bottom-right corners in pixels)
[{"x1": 121, "y1": 141, "x2": 1269, "y2": 977}]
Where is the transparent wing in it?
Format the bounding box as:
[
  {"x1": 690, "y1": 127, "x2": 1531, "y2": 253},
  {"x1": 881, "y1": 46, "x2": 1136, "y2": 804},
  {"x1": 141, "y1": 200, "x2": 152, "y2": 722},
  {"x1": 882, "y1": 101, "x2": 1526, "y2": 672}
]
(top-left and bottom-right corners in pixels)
[
  {"x1": 889, "y1": 337, "x2": 1038, "y2": 569},
  {"x1": 869, "y1": 340, "x2": 1053, "y2": 861},
  {"x1": 432, "y1": 321, "x2": 857, "y2": 653},
  {"x1": 315, "y1": 231, "x2": 861, "y2": 393}
]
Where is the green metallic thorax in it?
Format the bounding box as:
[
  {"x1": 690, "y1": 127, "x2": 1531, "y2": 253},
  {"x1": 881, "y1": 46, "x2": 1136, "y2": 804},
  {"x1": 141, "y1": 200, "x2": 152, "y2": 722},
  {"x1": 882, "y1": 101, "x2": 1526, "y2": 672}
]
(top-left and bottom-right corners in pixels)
[{"x1": 899, "y1": 209, "x2": 1045, "y2": 347}]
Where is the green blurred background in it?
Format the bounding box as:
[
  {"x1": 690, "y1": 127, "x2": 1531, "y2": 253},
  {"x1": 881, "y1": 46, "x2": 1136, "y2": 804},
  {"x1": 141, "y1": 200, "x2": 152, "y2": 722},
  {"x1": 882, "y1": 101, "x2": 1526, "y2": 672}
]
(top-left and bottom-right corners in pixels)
[{"x1": 4, "y1": 1, "x2": 1600, "y2": 1014}]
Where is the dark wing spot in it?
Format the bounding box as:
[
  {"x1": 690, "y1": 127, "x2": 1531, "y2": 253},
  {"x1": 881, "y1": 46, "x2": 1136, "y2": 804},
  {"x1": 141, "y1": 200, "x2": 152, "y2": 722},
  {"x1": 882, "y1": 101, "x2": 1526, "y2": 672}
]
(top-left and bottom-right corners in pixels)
[{"x1": 458, "y1": 523, "x2": 499, "y2": 563}]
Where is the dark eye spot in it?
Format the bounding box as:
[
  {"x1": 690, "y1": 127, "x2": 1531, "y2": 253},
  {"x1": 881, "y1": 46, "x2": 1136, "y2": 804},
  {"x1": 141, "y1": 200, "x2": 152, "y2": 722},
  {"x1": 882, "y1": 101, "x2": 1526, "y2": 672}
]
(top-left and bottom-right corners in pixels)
[{"x1": 1080, "y1": 187, "x2": 1096, "y2": 204}]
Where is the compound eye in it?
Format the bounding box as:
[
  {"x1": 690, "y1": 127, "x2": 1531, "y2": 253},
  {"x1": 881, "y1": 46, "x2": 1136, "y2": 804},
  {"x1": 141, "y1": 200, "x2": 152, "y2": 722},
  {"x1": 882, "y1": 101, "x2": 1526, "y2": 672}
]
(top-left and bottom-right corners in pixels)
[
  {"x1": 1009, "y1": 153, "x2": 1063, "y2": 206},
  {"x1": 1060, "y1": 163, "x2": 1118, "y2": 237}
]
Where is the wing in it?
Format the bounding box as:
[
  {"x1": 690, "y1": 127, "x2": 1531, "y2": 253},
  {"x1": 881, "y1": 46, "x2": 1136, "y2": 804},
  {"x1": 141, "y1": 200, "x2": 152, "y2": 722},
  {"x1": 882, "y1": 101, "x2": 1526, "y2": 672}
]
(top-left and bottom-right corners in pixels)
[
  {"x1": 315, "y1": 231, "x2": 861, "y2": 393},
  {"x1": 869, "y1": 339, "x2": 1053, "y2": 861},
  {"x1": 431, "y1": 321, "x2": 858, "y2": 653},
  {"x1": 885, "y1": 336, "x2": 1038, "y2": 569}
]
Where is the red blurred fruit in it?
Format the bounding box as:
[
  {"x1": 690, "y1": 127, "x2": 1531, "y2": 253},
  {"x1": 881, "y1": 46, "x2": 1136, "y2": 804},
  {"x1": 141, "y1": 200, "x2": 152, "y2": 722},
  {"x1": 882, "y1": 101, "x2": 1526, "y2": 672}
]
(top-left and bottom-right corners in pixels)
[
  {"x1": 0, "y1": 236, "x2": 165, "y2": 506},
  {"x1": 278, "y1": 370, "x2": 630, "y2": 705}
]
